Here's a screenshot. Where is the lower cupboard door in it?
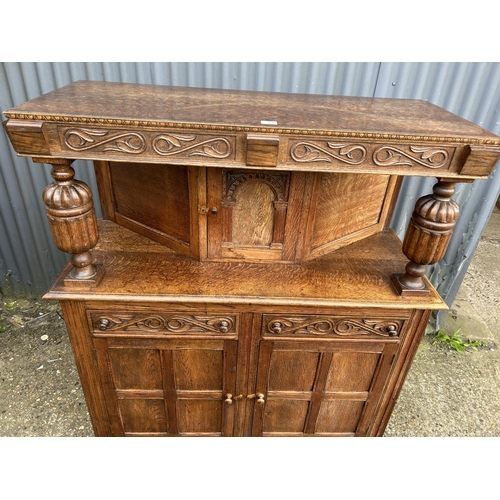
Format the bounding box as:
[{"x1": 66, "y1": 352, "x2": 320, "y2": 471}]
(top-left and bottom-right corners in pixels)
[
  {"x1": 251, "y1": 340, "x2": 398, "y2": 436},
  {"x1": 93, "y1": 338, "x2": 238, "y2": 436}
]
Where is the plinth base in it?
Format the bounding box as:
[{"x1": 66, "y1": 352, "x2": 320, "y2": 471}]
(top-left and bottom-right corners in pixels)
[{"x1": 391, "y1": 273, "x2": 431, "y2": 297}]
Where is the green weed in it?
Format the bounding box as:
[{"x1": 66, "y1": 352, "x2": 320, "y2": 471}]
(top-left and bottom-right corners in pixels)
[
  {"x1": 3, "y1": 300, "x2": 18, "y2": 312},
  {"x1": 432, "y1": 327, "x2": 485, "y2": 352}
]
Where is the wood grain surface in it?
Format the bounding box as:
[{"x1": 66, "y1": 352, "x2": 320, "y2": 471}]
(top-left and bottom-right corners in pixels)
[{"x1": 45, "y1": 220, "x2": 446, "y2": 310}]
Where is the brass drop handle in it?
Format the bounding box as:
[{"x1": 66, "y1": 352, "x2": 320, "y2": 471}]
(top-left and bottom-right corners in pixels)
[
  {"x1": 256, "y1": 393, "x2": 265, "y2": 405},
  {"x1": 224, "y1": 394, "x2": 233, "y2": 405}
]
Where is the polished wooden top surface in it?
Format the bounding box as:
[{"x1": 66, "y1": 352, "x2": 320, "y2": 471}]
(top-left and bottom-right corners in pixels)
[
  {"x1": 5, "y1": 80, "x2": 500, "y2": 143},
  {"x1": 45, "y1": 220, "x2": 447, "y2": 310}
]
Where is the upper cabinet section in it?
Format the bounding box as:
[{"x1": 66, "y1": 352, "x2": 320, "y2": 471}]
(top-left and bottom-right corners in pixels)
[{"x1": 4, "y1": 81, "x2": 500, "y2": 179}]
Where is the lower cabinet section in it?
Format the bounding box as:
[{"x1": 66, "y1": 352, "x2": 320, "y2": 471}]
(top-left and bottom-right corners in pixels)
[{"x1": 62, "y1": 302, "x2": 427, "y2": 437}]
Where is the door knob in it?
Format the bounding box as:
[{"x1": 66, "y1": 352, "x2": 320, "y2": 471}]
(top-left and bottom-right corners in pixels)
[
  {"x1": 256, "y1": 393, "x2": 265, "y2": 405},
  {"x1": 224, "y1": 394, "x2": 233, "y2": 404}
]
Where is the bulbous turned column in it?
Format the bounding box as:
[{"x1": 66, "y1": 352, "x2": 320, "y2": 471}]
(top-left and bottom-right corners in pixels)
[
  {"x1": 392, "y1": 180, "x2": 460, "y2": 296},
  {"x1": 36, "y1": 158, "x2": 100, "y2": 281}
]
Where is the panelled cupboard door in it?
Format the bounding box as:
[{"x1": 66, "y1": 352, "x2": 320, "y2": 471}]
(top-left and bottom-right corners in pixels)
[
  {"x1": 251, "y1": 340, "x2": 398, "y2": 436},
  {"x1": 93, "y1": 338, "x2": 238, "y2": 436},
  {"x1": 206, "y1": 168, "x2": 307, "y2": 262}
]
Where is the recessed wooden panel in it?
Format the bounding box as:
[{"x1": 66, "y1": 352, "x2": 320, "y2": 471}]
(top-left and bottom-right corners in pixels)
[
  {"x1": 315, "y1": 400, "x2": 366, "y2": 434},
  {"x1": 263, "y1": 400, "x2": 310, "y2": 433},
  {"x1": 325, "y1": 352, "x2": 380, "y2": 393},
  {"x1": 177, "y1": 400, "x2": 222, "y2": 434},
  {"x1": 311, "y1": 172, "x2": 391, "y2": 249},
  {"x1": 108, "y1": 348, "x2": 162, "y2": 390},
  {"x1": 231, "y1": 180, "x2": 275, "y2": 247},
  {"x1": 268, "y1": 350, "x2": 320, "y2": 391},
  {"x1": 118, "y1": 399, "x2": 167, "y2": 434},
  {"x1": 173, "y1": 349, "x2": 223, "y2": 391},
  {"x1": 109, "y1": 161, "x2": 193, "y2": 246}
]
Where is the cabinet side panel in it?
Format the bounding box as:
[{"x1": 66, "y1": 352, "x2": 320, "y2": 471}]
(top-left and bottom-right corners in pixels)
[
  {"x1": 59, "y1": 301, "x2": 112, "y2": 436},
  {"x1": 108, "y1": 162, "x2": 193, "y2": 252},
  {"x1": 310, "y1": 172, "x2": 391, "y2": 251}
]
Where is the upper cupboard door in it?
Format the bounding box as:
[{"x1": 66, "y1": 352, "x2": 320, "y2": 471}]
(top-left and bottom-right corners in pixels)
[
  {"x1": 94, "y1": 161, "x2": 206, "y2": 259},
  {"x1": 303, "y1": 172, "x2": 400, "y2": 261},
  {"x1": 251, "y1": 340, "x2": 398, "y2": 437},
  {"x1": 206, "y1": 168, "x2": 309, "y2": 262}
]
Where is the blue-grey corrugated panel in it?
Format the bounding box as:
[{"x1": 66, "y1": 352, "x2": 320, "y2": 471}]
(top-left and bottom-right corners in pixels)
[{"x1": 1, "y1": 62, "x2": 499, "y2": 316}]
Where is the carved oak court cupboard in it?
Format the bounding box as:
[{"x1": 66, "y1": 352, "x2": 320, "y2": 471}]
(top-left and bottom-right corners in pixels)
[{"x1": 4, "y1": 81, "x2": 500, "y2": 437}]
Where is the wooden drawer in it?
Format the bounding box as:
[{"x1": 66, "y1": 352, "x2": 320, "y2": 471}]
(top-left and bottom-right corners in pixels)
[
  {"x1": 44, "y1": 124, "x2": 240, "y2": 166},
  {"x1": 88, "y1": 310, "x2": 239, "y2": 337},
  {"x1": 261, "y1": 314, "x2": 405, "y2": 339}
]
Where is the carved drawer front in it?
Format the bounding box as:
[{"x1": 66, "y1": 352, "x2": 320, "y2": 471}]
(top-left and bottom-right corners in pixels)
[
  {"x1": 89, "y1": 311, "x2": 239, "y2": 337},
  {"x1": 47, "y1": 125, "x2": 238, "y2": 164},
  {"x1": 262, "y1": 314, "x2": 404, "y2": 339},
  {"x1": 287, "y1": 139, "x2": 456, "y2": 173}
]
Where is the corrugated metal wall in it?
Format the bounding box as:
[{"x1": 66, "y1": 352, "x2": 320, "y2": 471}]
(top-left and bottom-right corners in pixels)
[{"x1": 1, "y1": 62, "x2": 499, "y2": 325}]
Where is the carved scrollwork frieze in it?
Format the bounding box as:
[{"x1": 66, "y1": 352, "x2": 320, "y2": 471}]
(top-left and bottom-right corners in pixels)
[
  {"x1": 152, "y1": 134, "x2": 231, "y2": 158},
  {"x1": 64, "y1": 128, "x2": 146, "y2": 154},
  {"x1": 56, "y1": 126, "x2": 235, "y2": 161},
  {"x1": 92, "y1": 313, "x2": 237, "y2": 335},
  {"x1": 288, "y1": 140, "x2": 455, "y2": 171},
  {"x1": 263, "y1": 315, "x2": 403, "y2": 338},
  {"x1": 290, "y1": 142, "x2": 367, "y2": 164},
  {"x1": 372, "y1": 145, "x2": 450, "y2": 169}
]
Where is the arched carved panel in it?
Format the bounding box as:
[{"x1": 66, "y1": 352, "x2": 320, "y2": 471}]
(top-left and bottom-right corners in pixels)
[
  {"x1": 231, "y1": 180, "x2": 275, "y2": 246},
  {"x1": 221, "y1": 170, "x2": 290, "y2": 249}
]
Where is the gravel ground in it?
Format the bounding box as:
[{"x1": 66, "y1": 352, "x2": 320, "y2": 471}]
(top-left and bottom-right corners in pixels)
[{"x1": 1, "y1": 208, "x2": 499, "y2": 438}]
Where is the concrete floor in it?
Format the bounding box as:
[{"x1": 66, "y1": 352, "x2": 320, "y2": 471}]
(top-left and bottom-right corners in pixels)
[
  {"x1": 1, "y1": 208, "x2": 499, "y2": 438},
  {"x1": 385, "y1": 206, "x2": 500, "y2": 436}
]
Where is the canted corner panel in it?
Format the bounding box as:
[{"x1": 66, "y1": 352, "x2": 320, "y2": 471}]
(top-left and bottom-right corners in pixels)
[{"x1": 308, "y1": 172, "x2": 393, "y2": 257}]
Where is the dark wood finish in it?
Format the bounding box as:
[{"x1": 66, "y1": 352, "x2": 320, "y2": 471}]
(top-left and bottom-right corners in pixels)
[{"x1": 3, "y1": 82, "x2": 500, "y2": 437}]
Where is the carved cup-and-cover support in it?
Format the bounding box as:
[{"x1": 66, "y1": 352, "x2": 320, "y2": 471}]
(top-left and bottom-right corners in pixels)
[
  {"x1": 392, "y1": 180, "x2": 460, "y2": 296},
  {"x1": 34, "y1": 158, "x2": 100, "y2": 282}
]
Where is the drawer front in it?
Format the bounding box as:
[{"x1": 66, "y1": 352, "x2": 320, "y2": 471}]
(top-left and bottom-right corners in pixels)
[
  {"x1": 286, "y1": 139, "x2": 457, "y2": 174},
  {"x1": 45, "y1": 124, "x2": 239, "y2": 165},
  {"x1": 261, "y1": 314, "x2": 404, "y2": 339},
  {"x1": 89, "y1": 310, "x2": 239, "y2": 337}
]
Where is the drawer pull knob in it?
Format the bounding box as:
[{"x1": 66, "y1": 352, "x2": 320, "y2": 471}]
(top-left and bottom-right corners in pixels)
[
  {"x1": 256, "y1": 393, "x2": 265, "y2": 405},
  {"x1": 224, "y1": 394, "x2": 233, "y2": 405},
  {"x1": 219, "y1": 320, "x2": 229, "y2": 333},
  {"x1": 270, "y1": 322, "x2": 282, "y2": 334},
  {"x1": 99, "y1": 318, "x2": 110, "y2": 331}
]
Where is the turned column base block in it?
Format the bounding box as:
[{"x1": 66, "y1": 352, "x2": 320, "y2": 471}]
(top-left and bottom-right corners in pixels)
[
  {"x1": 63, "y1": 264, "x2": 105, "y2": 289},
  {"x1": 391, "y1": 273, "x2": 431, "y2": 297}
]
